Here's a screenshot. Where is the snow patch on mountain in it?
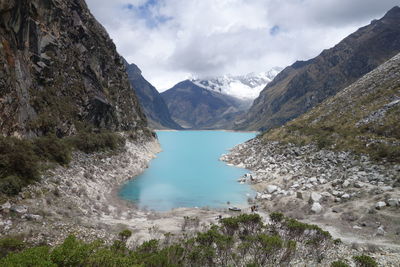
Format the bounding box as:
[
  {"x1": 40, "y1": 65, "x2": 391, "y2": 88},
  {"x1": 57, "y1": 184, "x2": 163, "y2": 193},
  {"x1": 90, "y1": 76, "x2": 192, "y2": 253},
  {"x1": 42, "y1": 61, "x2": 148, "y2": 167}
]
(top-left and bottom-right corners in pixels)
[{"x1": 191, "y1": 67, "x2": 282, "y2": 100}]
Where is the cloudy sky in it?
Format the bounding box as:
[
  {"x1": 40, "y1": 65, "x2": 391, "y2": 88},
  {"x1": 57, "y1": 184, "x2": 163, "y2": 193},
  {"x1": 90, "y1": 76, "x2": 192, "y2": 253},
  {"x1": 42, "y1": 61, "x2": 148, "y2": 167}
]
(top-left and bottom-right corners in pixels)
[{"x1": 86, "y1": 0, "x2": 399, "y2": 91}]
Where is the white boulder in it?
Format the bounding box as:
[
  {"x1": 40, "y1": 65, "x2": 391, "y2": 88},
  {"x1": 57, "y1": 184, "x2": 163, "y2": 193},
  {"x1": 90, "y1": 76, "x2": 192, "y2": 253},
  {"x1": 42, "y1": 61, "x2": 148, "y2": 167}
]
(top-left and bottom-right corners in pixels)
[
  {"x1": 311, "y1": 202, "x2": 323, "y2": 214},
  {"x1": 375, "y1": 201, "x2": 386, "y2": 210},
  {"x1": 266, "y1": 185, "x2": 279, "y2": 194}
]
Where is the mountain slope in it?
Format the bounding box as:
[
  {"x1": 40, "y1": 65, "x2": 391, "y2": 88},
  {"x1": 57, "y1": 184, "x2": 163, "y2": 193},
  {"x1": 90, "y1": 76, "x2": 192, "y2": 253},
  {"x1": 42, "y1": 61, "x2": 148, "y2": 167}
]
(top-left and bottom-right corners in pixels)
[
  {"x1": 191, "y1": 68, "x2": 282, "y2": 101},
  {"x1": 237, "y1": 6, "x2": 400, "y2": 131},
  {"x1": 161, "y1": 80, "x2": 246, "y2": 129},
  {"x1": 0, "y1": 0, "x2": 148, "y2": 137},
  {"x1": 125, "y1": 62, "x2": 182, "y2": 130},
  {"x1": 263, "y1": 52, "x2": 400, "y2": 162}
]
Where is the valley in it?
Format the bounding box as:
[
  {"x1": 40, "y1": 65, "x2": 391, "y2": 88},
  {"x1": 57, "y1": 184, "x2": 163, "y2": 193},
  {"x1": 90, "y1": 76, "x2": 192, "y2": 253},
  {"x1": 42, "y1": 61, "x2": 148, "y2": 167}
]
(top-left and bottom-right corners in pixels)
[{"x1": 0, "y1": 0, "x2": 399, "y2": 266}]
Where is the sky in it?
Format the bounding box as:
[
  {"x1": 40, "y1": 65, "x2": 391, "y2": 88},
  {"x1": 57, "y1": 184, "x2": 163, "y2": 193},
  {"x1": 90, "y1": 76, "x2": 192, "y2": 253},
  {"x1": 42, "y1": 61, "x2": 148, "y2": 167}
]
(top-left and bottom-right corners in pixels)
[{"x1": 86, "y1": 0, "x2": 400, "y2": 91}]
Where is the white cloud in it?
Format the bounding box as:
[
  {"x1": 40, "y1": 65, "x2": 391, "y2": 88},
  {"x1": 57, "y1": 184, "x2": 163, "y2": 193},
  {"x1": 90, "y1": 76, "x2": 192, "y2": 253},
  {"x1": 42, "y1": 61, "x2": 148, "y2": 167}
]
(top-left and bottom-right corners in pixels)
[{"x1": 86, "y1": 0, "x2": 399, "y2": 91}]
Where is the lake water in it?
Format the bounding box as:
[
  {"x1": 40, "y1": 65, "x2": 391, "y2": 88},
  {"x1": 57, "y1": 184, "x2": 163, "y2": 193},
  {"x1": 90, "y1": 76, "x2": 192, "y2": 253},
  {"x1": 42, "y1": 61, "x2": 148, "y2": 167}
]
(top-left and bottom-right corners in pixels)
[{"x1": 119, "y1": 131, "x2": 256, "y2": 211}]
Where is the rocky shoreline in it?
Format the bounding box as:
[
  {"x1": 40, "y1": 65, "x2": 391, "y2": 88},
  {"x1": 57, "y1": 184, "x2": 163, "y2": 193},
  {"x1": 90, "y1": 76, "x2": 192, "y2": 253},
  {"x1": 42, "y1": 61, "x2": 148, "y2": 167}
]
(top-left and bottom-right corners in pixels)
[
  {"x1": 221, "y1": 137, "x2": 400, "y2": 265},
  {"x1": 0, "y1": 134, "x2": 161, "y2": 246}
]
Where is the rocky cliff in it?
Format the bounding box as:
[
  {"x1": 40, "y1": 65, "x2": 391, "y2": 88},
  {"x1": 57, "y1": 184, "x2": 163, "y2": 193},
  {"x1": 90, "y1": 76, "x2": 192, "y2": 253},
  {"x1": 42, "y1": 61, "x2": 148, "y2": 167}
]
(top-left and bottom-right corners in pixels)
[
  {"x1": 161, "y1": 80, "x2": 247, "y2": 129},
  {"x1": 125, "y1": 62, "x2": 182, "y2": 130},
  {"x1": 0, "y1": 0, "x2": 148, "y2": 138},
  {"x1": 237, "y1": 6, "x2": 400, "y2": 131}
]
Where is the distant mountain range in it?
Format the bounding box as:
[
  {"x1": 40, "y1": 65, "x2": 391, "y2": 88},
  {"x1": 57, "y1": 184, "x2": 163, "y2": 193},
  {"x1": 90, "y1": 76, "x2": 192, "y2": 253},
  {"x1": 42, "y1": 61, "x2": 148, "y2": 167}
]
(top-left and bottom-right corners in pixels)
[
  {"x1": 159, "y1": 68, "x2": 281, "y2": 129},
  {"x1": 126, "y1": 66, "x2": 280, "y2": 130},
  {"x1": 191, "y1": 68, "x2": 282, "y2": 101}
]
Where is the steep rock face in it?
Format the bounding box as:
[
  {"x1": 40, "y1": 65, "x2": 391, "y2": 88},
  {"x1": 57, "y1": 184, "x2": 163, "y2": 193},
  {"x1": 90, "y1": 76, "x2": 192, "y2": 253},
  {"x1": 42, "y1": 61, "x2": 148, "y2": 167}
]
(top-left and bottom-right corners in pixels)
[
  {"x1": 0, "y1": 0, "x2": 148, "y2": 137},
  {"x1": 238, "y1": 6, "x2": 400, "y2": 131},
  {"x1": 125, "y1": 62, "x2": 182, "y2": 130},
  {"x1": 161, "y1": 80, "x2": 246, "y2": 129}
]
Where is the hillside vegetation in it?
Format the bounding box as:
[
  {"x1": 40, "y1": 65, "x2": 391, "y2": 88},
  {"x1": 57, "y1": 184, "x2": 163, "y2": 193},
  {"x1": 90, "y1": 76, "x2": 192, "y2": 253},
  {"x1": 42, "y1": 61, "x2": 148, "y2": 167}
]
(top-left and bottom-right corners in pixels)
[{"x1": 262, "y1": 53, "x2": 400, "y2": 163}]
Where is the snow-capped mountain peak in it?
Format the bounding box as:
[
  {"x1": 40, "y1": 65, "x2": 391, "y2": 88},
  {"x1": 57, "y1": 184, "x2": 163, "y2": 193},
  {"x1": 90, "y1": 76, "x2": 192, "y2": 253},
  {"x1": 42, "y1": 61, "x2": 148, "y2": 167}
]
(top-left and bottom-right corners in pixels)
[{"x1": 191, "y1": 67, "x2": 282, "y2": 100}]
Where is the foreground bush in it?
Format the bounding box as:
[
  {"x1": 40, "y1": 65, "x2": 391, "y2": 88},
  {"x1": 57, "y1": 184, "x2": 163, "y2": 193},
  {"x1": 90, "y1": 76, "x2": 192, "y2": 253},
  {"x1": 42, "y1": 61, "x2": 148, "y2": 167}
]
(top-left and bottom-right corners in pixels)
[{"x1": 0, "y1": 214, "x2": 341, "y2": 266}]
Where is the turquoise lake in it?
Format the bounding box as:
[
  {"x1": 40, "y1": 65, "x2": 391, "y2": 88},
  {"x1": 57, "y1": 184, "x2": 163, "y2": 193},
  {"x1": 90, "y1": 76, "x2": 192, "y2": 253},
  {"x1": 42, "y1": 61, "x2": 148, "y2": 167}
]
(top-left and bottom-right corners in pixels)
[{"x1": 119, "y1": 131, "x2": 256, "y2": 211}]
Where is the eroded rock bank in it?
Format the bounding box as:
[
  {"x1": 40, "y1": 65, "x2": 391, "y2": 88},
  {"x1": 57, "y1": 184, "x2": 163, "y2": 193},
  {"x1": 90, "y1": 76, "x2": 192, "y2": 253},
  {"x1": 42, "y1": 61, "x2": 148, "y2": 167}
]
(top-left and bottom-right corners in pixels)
[
  {"x1": 222, "y1": 138, "x2": 400, "y2": 263},
  {"x1": 0, "y1": 134, "x2": 160, "y2": 246}
]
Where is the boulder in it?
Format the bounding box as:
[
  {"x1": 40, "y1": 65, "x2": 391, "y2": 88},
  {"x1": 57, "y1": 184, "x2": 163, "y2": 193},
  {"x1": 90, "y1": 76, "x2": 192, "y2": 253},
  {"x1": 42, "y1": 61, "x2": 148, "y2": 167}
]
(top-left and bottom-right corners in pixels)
[
  {"x1": 375, "y1": 201, "x2": 386, "y2": 210},
  {"x1": 310, "y1": 192, "x2": 322, "y2": 203},
  {"x1": 387, "y1": 198, "x2": 399, "y2": 207},
  {"x1": 1, "y1": 202, "x2": 11, "y2": 210},
  {"x1": 341, "y1": 193, "x2": 350, "y2": 199},
  {"x1": 381, "y1": 186, "x2": 393, "y2": 191},
  {"x1": 10, "y1": 205, "x2": 27, "y2": 214},
  {"x1": 332, "y1": 190, "x2": 344, "y2": 197},
  {"x1": 266, "y1": 185, "x2": 278, "y2": 194},
  {"x1": 376, "y1": 226, "x2": 386, "y2": 236},
  {"x1": 342, "y1": 180, "x2": 351, "y2": 188},
  {"x1": 260, "y1": 194, "x2": 272, "y2": 200},
  {"x1": 311, "y1": 202, "x2": 323, "y2": 214},
  {"x1": 354, "y1": 182, "x2": 363, "y2": 188}
]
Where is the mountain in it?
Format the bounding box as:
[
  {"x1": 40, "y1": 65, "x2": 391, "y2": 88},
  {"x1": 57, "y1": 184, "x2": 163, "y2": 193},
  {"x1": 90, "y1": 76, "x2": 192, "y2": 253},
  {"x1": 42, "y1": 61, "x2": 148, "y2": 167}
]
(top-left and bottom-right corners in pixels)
[
  {"x1": 161, "y1": 80, "x2": 246, "y2": 129},
  {"x1": 125, "y1": 62, "x2": 182, "y2": 130},
  {"x1": 191, "y1": 67, "x2": 282, "y2": 101},
  {"x1": 263, "y1": 52, "x2": 400, "y2": 162},
  {"x1": 237, "y1": 6, "x2": 400, "y2": 131},
  {"x1": 0, "y1": 0, "x2": 148, "y2": 138}
]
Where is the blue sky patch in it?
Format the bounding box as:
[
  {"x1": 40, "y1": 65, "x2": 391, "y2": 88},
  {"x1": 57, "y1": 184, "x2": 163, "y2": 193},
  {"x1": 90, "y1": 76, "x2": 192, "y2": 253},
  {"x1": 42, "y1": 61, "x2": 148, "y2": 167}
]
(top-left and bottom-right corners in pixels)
[
  {"x1": 123, "y1": 0, "x2": 172, "y2": 28},
  {"x1": 270, "y1": 25, "x2": 280, "y2": 36}
]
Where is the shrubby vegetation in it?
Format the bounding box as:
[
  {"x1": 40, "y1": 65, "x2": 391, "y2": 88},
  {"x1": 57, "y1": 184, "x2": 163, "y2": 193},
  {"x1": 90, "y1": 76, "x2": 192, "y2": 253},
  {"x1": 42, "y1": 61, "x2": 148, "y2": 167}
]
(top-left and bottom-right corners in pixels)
[
  {"x1": 262, "y1": 85, "x2": 400, "y2": 163},
  {"x1": 0, "y1": 213, "x2": 349, "y2": 266},
  {"x1": 353, "y1": 254, "x2": 378, "y2": 267},
  {"x1": 331, "y1": 260, "x2": 350, "y2": 267},
  {"x1": 0, "y1": 131, "x2": 126, "y2": 196},
  {"x1": 0, "y1": 213, "x2": 378, "y2": 266}
]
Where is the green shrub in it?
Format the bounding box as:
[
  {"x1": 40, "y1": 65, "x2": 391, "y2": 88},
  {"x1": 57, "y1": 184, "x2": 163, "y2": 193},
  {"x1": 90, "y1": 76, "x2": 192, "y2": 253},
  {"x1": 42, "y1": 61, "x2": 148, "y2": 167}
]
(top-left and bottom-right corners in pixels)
[
  {"x1": 33, "y1": 136, "x2": 71, "y2": 166},
  {"x1": 50, "y1": 235, "x2": 98, "y2": 266},
  {"x1": 270, "y1": 212, "x2": 284, "y2": 223},
  {"x1": 353, "y1": 255, "x2": 378, "y2": 267},
  {"x1": 0, "y1": 246, "x2": 54, "y2": 267},
  {"x1": 118, "y1": 229, "x2": 132, "y2": 242},
  {"x1": 0, "y1": 237, "x2": 25, "y2": 258},
  {"x1": 0, "y1": 176, "x2": 24, "y2": 196},
  {"x1": 331, "y1": 260, "x2": 350, "y2": 267},
  {"x1": 67, "y1": 132, "x2": 125, "y2": 153},
  {"x1": 0, "y1": 137, "x2": 40, "y2": 181}
]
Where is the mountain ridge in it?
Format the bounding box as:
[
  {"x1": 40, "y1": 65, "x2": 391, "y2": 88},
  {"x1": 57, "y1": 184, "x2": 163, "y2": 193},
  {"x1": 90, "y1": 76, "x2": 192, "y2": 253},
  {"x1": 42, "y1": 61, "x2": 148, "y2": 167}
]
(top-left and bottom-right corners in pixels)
[
  {"x1": 124, "y1": 61, "x2": 182, "y2": 130},
  {"x1": 237, "y1": 6, "x2": 400, "y2": 131},
  {"x1": 161, "y1": 80, "x2": 247, "y2": 129}
]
